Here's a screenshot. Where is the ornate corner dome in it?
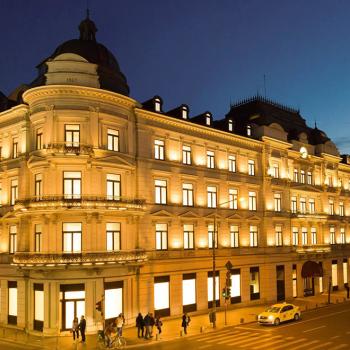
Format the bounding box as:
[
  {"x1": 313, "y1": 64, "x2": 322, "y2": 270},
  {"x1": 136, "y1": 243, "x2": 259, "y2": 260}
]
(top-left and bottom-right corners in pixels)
[{"x1": 30, "y1": 11, "x2": 130, "y2": 96}]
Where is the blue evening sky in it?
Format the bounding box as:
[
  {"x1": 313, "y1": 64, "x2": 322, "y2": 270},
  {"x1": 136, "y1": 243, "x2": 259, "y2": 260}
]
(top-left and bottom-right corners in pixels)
[{"x1": 0, "y1": 0, "x2": 350, "y2": 152}]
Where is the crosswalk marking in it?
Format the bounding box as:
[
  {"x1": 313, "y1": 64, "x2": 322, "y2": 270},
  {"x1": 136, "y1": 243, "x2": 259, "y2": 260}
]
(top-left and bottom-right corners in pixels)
[
  {"x1": 307, "y1": 342, "x2": 333, "y2": 350},
  {"x1": 202, "y1": 331, "x2": 251, "y2": 343},
  {"x1": 251, "y1": 337, "x2": 287, "y2": 349},
  {"x1": 198, "y1": 345, "x2": 212, "y2": 350},
  {"x1": 290, "y1": 340, "x2": 320, "y2": 349},
  {"x1": 215, "y1": 332, "x2": 262, "y2": 345},
  {"x1": 193, "y1": 329, "x2": 238, "y2": 341},
  {"x1": 221, "y1": 334, "x2": 283, "y2": 347},
  {"x1": 328, "y1": 345, "x2": 349, "y2": 350},
  {"x1": 266, "y1": 338, "x2": 306, "y2": 350}
]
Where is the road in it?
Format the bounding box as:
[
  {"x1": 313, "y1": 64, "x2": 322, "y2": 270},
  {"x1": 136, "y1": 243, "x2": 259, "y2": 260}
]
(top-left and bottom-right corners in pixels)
[{"x1": 132, "y1": 302, "x2": 350, "y2": 350}]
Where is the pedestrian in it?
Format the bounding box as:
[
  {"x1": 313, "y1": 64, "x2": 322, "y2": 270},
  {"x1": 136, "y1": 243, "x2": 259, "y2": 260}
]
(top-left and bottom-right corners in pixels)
[
  {"x1": 72, "y1": 316, "x2": 79, "y2": 341},
  {"x1": 79, "y1": 315, "x2": 86, "y2": 343},
  {"x1": 104, "y1": 321, "x2": 115, "y2": 348},
  {"x1": 182, "y1": 313, "x2": 190, "y2": 334},
  {"x1": 116, "y1": 313, "x2": 124, "y2": 336},
  {"x1": 136, "y1": 312, "x2": 144, "y2": 338},
  {"x1": 155, "y1": 316, "x2": 163, "y2": 335},
  {"x1": 144, "y1": 312, "x2": 151, "y2": 339},
  {"x1": 150, "y1": 313, "x2": 155, "y2": 337},
  {"x1": 346, "y1": 283, "x2": 350, "y2": 299}
]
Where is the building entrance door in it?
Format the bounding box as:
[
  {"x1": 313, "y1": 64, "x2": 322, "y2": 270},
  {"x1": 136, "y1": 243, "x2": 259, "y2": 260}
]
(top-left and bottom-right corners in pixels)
[{"x1": 276, "y1": 265, "x2": 285, "y2": 301}]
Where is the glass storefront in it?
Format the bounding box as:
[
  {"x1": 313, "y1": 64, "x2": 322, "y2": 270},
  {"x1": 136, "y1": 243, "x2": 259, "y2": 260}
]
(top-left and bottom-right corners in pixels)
[
  {"x1": 182, "y1": 273, "x2": 196, "y2": 312},
  {"x1": 104, "y1": 281, "x2": 123, "y2": 322},
  {"x1": 154, "y1": 276, "x2": 170, "y2": 317},
  {"x1": 34, "y1": 283, "x2": 44, "y2": 331}
]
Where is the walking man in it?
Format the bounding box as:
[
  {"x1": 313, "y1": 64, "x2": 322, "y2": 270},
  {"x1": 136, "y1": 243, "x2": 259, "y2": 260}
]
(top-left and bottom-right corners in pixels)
[
  {"x1": 79, "y1": 315, "x2": 86, "y2": 343},
  {"x1": 136, "y1": 313, "x2": 144, "y2": 338},
  {"x1": 181, "y1": 313, "x2": 190, "y2": 334},
  {"x1": 144, "y1": 312, "x2": 151, "y2": 339}
]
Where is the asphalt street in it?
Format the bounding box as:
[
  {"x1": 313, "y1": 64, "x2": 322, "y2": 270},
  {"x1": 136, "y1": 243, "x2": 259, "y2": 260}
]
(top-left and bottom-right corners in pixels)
[{"x1": 131, "y1": 302, "x2": 350, "y2": 350}]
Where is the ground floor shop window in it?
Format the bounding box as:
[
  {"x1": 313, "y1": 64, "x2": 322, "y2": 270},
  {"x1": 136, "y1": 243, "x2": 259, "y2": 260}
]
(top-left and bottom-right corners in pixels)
[
  {"x1": 60, "y1": 284, "x2": 85, "y2": 331},
  {"x1": 319, "y1": 262, "x2": 323, "y2": 293},
  {"x1": 182, "y1": 273, "x2": 196, "y2": 313},
  {"x1": 34, "y1": 283, "x2": 44, "y2": 331},
  {"x1": 230, "y1": 269, "x2": 241, "y2": 304},
  {"x1": 207, "y1": 271, "x2": 220, "y2": 308},
  {"x1": 343, "y1": 258, "x2": 348, "y2": 285},
  {"x1": 276, "y1": 265, "x2": 285, "y2": 301},
  {"x1": 292, "y1": 264, "x2": 297, "y2": 297},
  {"x1": 104, "y1": 281, "x2": 123, "y2": 323},
  {"x1": 8, "y1": 281, "x2": 17, "y2": 325},
  {"x1": 154, "y1": 276, "x2": 170, "y2": 317},
  {"x1": 250, "y1": 267, "x2": 260, "y2": 300},
  {"x1": 332, "y1": 260, "x2": 338, "y2": 291}
]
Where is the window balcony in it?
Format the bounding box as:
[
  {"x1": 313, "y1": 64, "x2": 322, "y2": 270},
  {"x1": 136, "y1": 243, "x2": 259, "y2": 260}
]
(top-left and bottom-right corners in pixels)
[
  {"x1": 294, "y1": 244, "x2": 331, "y2": 254},
  {"x1": 12, "y1": 250, "x2": 148, "y2": 268},
  {"x1": 45, "y1": 143, "x2": 94, "y2": 155}
]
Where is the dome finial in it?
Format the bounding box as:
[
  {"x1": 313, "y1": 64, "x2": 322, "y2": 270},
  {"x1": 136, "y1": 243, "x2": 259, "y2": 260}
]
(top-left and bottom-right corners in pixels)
[{"x1": 79, "y1": 9, "x2": 97, "y2": 41}]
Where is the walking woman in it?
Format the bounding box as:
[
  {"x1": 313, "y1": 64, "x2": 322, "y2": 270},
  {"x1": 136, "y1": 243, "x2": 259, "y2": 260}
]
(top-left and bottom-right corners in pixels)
[
  {"x1": 182, "y1": 313, "x2": 190, "y2": 334},
  {"x1": 72, "y1": 316, "x2": 79, "y2": 341}
]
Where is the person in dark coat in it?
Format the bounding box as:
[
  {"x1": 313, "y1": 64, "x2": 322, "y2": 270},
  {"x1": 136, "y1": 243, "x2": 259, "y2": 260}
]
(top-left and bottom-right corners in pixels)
[
  {"x1": 144, "y1": 312, "x2": 151, "y2": 339},
  {"x1": 79, "y1": 315, "x2": 86, "y2": 343},
  {"x1": 155, "y1": 316, "x2": 163, "y2": 335},
  {"x1": 149, "y1": 313, "x2": 155, "y2": 337},
  {"x1": 136, "y1": 313, "x2": 144, "y2": 338},
  {"x1": 182, "y1": 313, "x2": 190, "y2": 334}
]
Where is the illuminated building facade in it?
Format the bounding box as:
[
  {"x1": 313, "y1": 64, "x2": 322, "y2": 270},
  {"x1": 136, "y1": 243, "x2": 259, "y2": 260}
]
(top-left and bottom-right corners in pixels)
[{"x1": 0, "y1": 15, "x2": 349, "y2": 335}]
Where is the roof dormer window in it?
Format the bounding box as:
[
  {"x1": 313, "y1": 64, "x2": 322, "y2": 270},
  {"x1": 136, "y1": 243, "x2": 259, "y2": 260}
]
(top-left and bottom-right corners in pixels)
[
  {"x1": 206, "y1": 114, "x2": 211, "y2": 126},
  {"x1": 228, "y1": 119, "x2": 233, "y2": 132},
  {"x1": 182, "y1": 107, "x2": 188, "y2": 120},
  {"x1": 154, "y1": 98, "x2": 161, "y2": 112},
  {"x1": 247, "y1": 125, "x2": 252, "y2": 136}
]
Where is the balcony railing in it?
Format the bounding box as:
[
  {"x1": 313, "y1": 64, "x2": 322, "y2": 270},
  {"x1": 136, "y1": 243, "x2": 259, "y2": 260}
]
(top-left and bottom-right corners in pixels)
[
  {"x1": 45, "y1": 143, "x2": 94, "y2": 155},
  {"x1": 12, "y1": 250, "x2": 148, "y2": 267},
  {"x1": 15, "y1": 196, "x2": 145, "y2": 211}
]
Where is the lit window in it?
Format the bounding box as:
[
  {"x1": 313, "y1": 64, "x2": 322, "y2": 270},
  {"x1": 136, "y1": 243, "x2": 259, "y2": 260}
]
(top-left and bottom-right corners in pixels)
[
  {"x1": 302, "y1": 227, "x2": 308, "y2": 245},
  {"x1": 183, "y1": 224, "x2": 194, "y2": 249},
  {"x1": 307, "y1": 171, "x2": 312, "y2": 185},
  {"x1": 155, "y1": 179, "x2": 167, "y2": 204},
  {"x1": 154, "y1": 99, "x2": 161, "y2": 112},
  {"x1": 207, "y1": 151, "x2": 215, "y2": 169},
  {"x1": 12, "y1": 140, "x2": 18, "y2": 159},
  {"x1": 8, "y1": 281, "x2": 17, "y2": 325},
  {"x1": 36, "y1": 130, "x2": 43, "y2": 150},
  {"x1": 292, "y1": 265, "x2": 297, "y2": 297},
  {"x1": 154, "y1": 277, "x2": 170, "y2": 313},
  {"x1": 340, "y1": 228, "x2": 346, "y2": 244},
  {"x1": 35, "y1": 174, "x2": 43, "y2": 200},
  {"x1": 104, "y1": 282, "x2": 123, "y2": 321},
  {"x1": 309, "y1": 198, "x2": 315, "y2": 214},
  {"x1": 106, "y1": 222, "x2": 121, "y2": 251},
  {"x1": 292, "y1": 227, "x2": 299, "y2": 246},
  {"x1": 300, "y1": 197, "x2": 306, "y2": 214},
  {"x1": 343, "y1": 259, "x2": 348, "y2": 284},
  {"x1": 208, "y1": 224, "x2": 218, "y2": 249},
  {"x1": 34, "y1": 224, "x2": 42, "y2": 252},
  {"x1": 332, "y1": 260, "x2": 338, "y2": 287},
  {"x1": 154, "y1": 139, "x2": 165, "y2": 160},
  {"x1": 228, "y1": 155, "x2": 236, "y2": 172},
  {"x1": 247, "y1": 125, "x2": 252, "y2": 136},
  {"x1": 155, "y1": 223, "x2": 167, "y2": 250},
  {"x1": 293, "y1": 169, "x2": 298, "y2": 182},
  {"x1": 229, "y1": 189, "x2": 238, "y2": 209},
  {"x1": 182, "y1": 145, "x2": 191, "y2": 165},
  {"x1": 339, "y1": 202, "x2": 344, "y2": 217},
  {"x1": 249, "y1": 225, "x2": 258, "y2": 247},
  {"x1": 107, "y1": 174, "x2": 121, "y2": 200},
  {"x1": 291, "y1": 196, "x2": 297, "y2": 213},
  {"x1": 9, "y1": 225, "x2": 17, "y2": 254},
  {"x1": 272, "y1": 164, "x2": 279, "y2": 178},
  {"x1": 330, "y1": 226, "x2": 335, "y2": 245},
  {"x1": 65, "y1": 124, "x2": 80, "y2": 147},
  {"x1": 207, "y1": 273, "x2": 219, "y2": 305},
  {"x1": 300, "y1": 170, "x2": 305, "y2": 184},
  {"x1": 250, "y1": 267, "x2": 260, "y2": 299},
  {"x1": 248, "y1": 191, "x2": 257, "y2": 211},
  {"x1": 206, "y1": 114, "x2": 211, "y2": 126},
  {"x1": 248, "y1": 160, "x2": 255, "y2": 176},
  {"x1": 275, "y1": 225, "x2": 283, "y2": 247},
  {"x1": 63, "y1": 223, "x2": 82, "y2": 253},
  {"x1": 107, "y1": 129, "x2": 119, "y2": 152},
  {"x1": 34, "y1": 284, "x2": 44, "y2": 331},
  {"x1": 274, "y1": 193, "x2": 281, "y2": 212},
  {"x1": 182, "y1": 107, "x2": 188, "y2": 120},
  {"x1": 329, "y1": 199, "x2": 334, "y2": 215},
  {"x1": 183, "y1": 274, "x2": 196, "y2": 309},
  {"x1": 311, "y1": 227, "x2": 317, "y2": 245},
  {"x1": 228, "y1": 119, "x2": 233, "y2": 132},
  {"x1": 64, "y1": 172, "x2": 81, "y2": 199},
  {"x1": 230, "y1": 225, "x2": 239, "y2": 248},
  {"x1": 207, "y1": 186, "x2": 217, "y2": 208},
  {"x1": 182, "y1": 183, "x2": 194, "y2": 206},
  {"x1": 10, "y1": 179, "x2": 18, "y2": 206}
]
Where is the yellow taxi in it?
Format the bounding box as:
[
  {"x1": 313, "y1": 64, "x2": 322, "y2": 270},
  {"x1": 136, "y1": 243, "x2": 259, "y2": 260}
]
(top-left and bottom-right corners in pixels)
[{"x1": 258, "y1": 303, "x2": 301, "y2": 326}]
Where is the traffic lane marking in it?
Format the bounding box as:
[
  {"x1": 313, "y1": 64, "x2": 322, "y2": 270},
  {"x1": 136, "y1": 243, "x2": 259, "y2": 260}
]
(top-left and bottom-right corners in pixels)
[
  {"x1": 204, "y1": 331, "x2": 253, "y2": 343},
  {"x1": 271, "y1": 338, "x2": 307, "y2": 350},
  {"x1": 328, "y1": 345, "x2": 349, "y2": 350},
  {"x1": 306, "y1": 342, "x2": 333, "y2": 350},
  {"x1": 289, "y1": 340, "x2": 320, "y2": 350},
  {"x1": 215, "y1": 332, "x2": 271, "y2": 345},
  {"x1": 302, "y1": 325, "x2": 326, "y2": 332},
  {"x1": 220, "y1": 334, "x2": 283, "y2": 346},
  {"x1": 198, "y1": 331, "x2": 250, "y2": 343}
]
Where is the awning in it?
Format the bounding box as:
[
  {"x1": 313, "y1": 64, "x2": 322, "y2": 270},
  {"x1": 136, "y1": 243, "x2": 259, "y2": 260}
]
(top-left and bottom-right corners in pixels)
[{"x1": 301, "y1": 260, "x2": 323, "y2": 278}]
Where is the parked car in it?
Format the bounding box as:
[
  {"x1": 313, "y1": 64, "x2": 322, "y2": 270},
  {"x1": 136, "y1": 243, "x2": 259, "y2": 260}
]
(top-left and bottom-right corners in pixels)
[{"x1": 258, "y1": 303, "x2": 301, "y2": 326}]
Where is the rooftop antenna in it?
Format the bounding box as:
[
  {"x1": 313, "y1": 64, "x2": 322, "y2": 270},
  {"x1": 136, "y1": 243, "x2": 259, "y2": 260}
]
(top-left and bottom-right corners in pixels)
[
  {"x1": 263, "y1": 74, "x2": 267, "y2": 98},
  {"x1": 314, "y1": 120, "x2": 318, "y2": 129},
  {"x1": 86, "y1": 0, "x2": 90, "y2": 17}
]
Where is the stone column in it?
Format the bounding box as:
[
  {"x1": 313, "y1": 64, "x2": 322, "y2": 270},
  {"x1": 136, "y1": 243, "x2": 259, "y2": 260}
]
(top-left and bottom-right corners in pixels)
[
  {"x1": 240, "y1": 267, "x2": 250, "y2": 303},
  {"x1": 196, "y1": 271, "x2": 208, "y2": 311},
  {"x1": 170, "y1": 274, "x2": 182, "y2": 316}
]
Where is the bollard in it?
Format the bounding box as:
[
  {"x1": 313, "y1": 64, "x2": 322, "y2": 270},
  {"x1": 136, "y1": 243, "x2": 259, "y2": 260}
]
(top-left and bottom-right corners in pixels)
[
  {"x1": 240, "y1": 318, "x2": 244, "y2": 324},
  {"x1": 180, "y1": 330, "x2": 183, "y2": 337},
  {"x1": 200, "y1": 326, "x2": 204, "y2": 333},
  {"x1": 156, "y1": 334, "x2": 160, "y2": 341},
  {"x1": 255, "y1": 315, "x2": 258, "y2": 321}
]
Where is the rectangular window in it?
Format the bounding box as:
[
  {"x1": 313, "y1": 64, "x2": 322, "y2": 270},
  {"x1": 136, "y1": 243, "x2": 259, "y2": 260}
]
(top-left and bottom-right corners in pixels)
[
  {"x1": 107, "y1": 174, "x2": 121, "y2": 200},
  {"x1": 332, "y1": 260, "x2": 338, "y2": 289},
  {"x1": 228, "y1": 188, "x2": 238, "y2": 209},
  {"x1": 230, "y1": 225, "x2": 239, "y2": 248},
  {"x1": 291, "y1": 196, "x2": 297, "y2": 213},
  {"x1": 309, "y1": 198, "x2": 315, "y2": 214},
  {"x1": 249, "y1": 225, "x2": 258, "y2": 247},
  {"x1": 36, "y1": 130, "x2": 43, "y2": 150},
  {"x1": 300, "y1": 197, "x2": 306, "y2": 214},
  {"x1": 183, "y1": 274, "x2": 196, "y2": 313},
  {"x1": 275, "y1": 225, "x2": 283, "y2": 247},
  {"x1": 208, "y1": 224, "x2": 218, "y2": 249},
  {"x1": 104, "y1": 281, "x2": 123, "y2": 321},
  {"x1": 339, "y1": 202, "x2": 344, "y2": 217},
  {"x1": 35, "y1": 174, "x2": 43, "y2": 200},
  {"x1": 248, "y1": 191, "x2": 257, "y2": 211},
  {"x1": 206, "y1": 115, "x2": 211, "y2": 125},
  {"x1": 248, "y1": 159, "x2": 255, "y2": 176},
  {"x1": 154, "y1": 276, "x2": 170, "y2": 317},
  {"x1": 207, "y1": 151, "x2": 215, "y2": 169},
  {"x1": 343, "y1": 259, "x2": 348, "y2": 284},
  {"x1": 330, "y1": 226, "x2": 335, "y2": 245},
  {"x1": 12, "y1": 140, "x2": 18, "y2": 159},
  {"x1": 65, "y1": 124, "x2": 80, "y2": 147},
  {"x1": 300, "y1": 170, "x2": 305, "y2": 184},
  {"x1": 107, "y1": 129, "x2": 119, "y2": 151},
  {"x1": 207, "y1": 272, "x2": 220, "y2": 308},
  {"x1": 250, "y1": 267, "x2": 260, "y2": 300},
  {"x1": 35, "y1": 224, "x2": 42, "y2": 252},
  {"x1": 182, "y1": 183, "x2": 193, "y2": 206},
  {"x1": 329, "y1": 199, "x2": 334, "y2": 215},
  {"x1": 292, "y1": 264, "x2": 297, "y2": 297},
  {"x1": 63, "y1": 171, "x2": 81, "y2": 199},
  {"x1": 182, "y1": 145, "x2": 191, "y2": 165},
  {"x1": 302, "y1": 227, "x2": 308, "y2": 245},
  {"x1": 307, "y1": 171, "x2": 312, "y2": 185},
  {"x1": 155, "y1": 223, "x2": 167, "y2": 250},
  {"x1": 34, "y1": 284, "x2": 44, "y2": 331},
  {"x1": 292, "y1": 227, "x2": 299, "y2": 246},
  {"x1": 272, "y1": 164, "x2": 279, "y2": 178},
  {"x1": 155, "y1": 179, "x2": 167, "y2": 204},
  {"x1": 154, "y1": 139, "x2": 165, "y2": 160},
  {"x1": 311, "y1": 227, "x2": 317, "y2": 245},
  {"x1": 207, "y1": 186, "x2": 217, "y2": 208},
  {"x1": 10, "y1": 179, "x2": 18, "y2": 205},
  {"x1": 230, "y1": 269, "x2": 241, "y2": 303},
  {"x1": 228, "y1": 119, "x2": 233, "y2": 131},
  {"x1": 106, "y1": 222, "x2": 121, "y2": 251},
  {"x1": 274, "y1": 193, "x2": 281, "y2": 212},
  {"x1": 340, "y1": 228, "x2": 346, "y2": 244},
  {"x1": 183, "y1": 224, "x2": 194, "y2": 249},
  {"x1": 63, "y1": 223, "x2": 82, "y2": 253},
  {"x1": 9, "y1": 225, "x2": 17, "y2": 254},
  {"x1": 8, "y1": 281, "x2": 17, "y2": 325},
  {"x1": 293, "y1": 169, "x2": 298, "y2": 182},
  {"x1": 228, "y1": 155, "x2": 236, "y2": 172}
]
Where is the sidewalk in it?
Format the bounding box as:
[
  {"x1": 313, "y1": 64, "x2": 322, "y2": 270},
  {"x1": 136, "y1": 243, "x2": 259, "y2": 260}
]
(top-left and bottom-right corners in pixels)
[{"x1": 1, "y1": 290, "x2": 349, "y2": 350}]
